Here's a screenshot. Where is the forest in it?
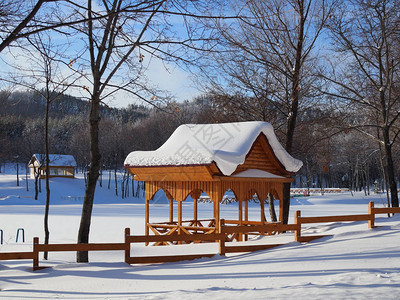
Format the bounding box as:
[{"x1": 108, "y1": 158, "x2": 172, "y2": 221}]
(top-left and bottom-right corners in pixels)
[{"x1": 0, "y1": 89, "x2": 396, "y2": 194}]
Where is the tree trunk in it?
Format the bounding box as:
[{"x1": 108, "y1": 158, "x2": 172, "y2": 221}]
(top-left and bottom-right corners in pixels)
[
  {"x1": 25, "y1": 167, "x2": 29, "y2": 192},
  {"x1": 281, "y1": 1, "x2": 305, "y2": 224},
  {"x1": 77, "y1": 94, "x2": 101, "y2": 262},
  {"x1": 114, "y1": 167, "x2": 118, "y2": 196},
  {"x1": 268, "y1": 193, "x2": 277, "y2": 223},
  {"x1": 378, "y1": 140, "x2": 391, "y2": 216},
  {"x1": 44, "y1": 99, "x2": 50, "y2": 260},
  {"x1": 282, "y1": 183, "x2": 291, "y2": 225},
  {"x1": 383, "y1": 132, "x2": 398, "y2": 207},
  {"x1": 99, "y1": 166, "x2": 102, "y2": 187},
  {"x1": 34, "y1": 166, "x2": 39, "y2": 200},
  {"x1": 16, "y1": 163, "x2": 19, "y2": 186}
]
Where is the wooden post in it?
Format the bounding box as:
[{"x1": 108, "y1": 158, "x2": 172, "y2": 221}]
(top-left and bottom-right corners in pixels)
[
  {"x1": 238, "y1": 199, "x2": 243, "y2": 241},
  {"x1": 145, "y1": 199, "x2": 149, "y2": 246},
  {"x1": 190, "y1": 190, "x2": 201, "y2": 225},
  {"x1": 194, "y1": 197, "x2": 198, "y2": 223},
  {"x1": 279, "y1": 194, "x2": 284, "y2": 223},
  {"x1": 33, "y1": 237, "x2": 39, "y2": 271},
  {"x1": 268, "y1": 193, "x2": 277, "y2": 222},
  {"x1": 368, "y1": 201, "x2": 375, "y2": 229},
  {"x1": 244, "y1": 200, "x2": 249, "y2": 241},
  {"x1": 294, "y1": 210, "x2": 301, "y2": 242},
  {"x1": 260, "y1": 198, "x2": 265, "y2": 225},
  {"x1": 245, "y1": 200, "x2": 249, "y2": 222},
  {"x1": 124, "y1": 228, "x2": 130, "y2": 264},
  {"x1": 260, "y1": 198, "x2": 265, "y2": 235},
  {"x1": 215, "y1": 194, "x2": 221, "y2": 234},
  {"x1": 178, "y1": 200, "x2": 183, "y2": 244},
  {"x1": 178, "y1": 200, "x2": 183, "y2": 228},
  {"x1": 169, "y1": 198, "x2": 173, "y2": 223},
  {"x1": 219, "y1": 219, "x2": 226, "y2": 256}
]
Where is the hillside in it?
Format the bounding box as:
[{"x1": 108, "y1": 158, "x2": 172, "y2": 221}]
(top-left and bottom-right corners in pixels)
[{"x1": 0, "y1": 90, "x2": 149, "y2": 121}]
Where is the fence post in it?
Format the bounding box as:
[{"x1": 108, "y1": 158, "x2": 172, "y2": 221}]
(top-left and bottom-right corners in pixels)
[
  {"x1": 294, "y1": 210, "x2": 301, "y2": 242},
  {"x1": 33, "y1": 237, "x2": 39, "y2": 271},
  {"x1": 219, "y1": 219, "x2": 225, "y2": 256},
  {"x1": 124, "y1": 228, "x2": 130, "y2": 264},
  {"x1": 368, "y1": 201, "x2": 375, "y2": 229}
]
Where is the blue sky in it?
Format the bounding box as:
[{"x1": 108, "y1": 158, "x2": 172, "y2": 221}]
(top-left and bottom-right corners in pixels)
[{"x1": 0, "y1": 1, "x2": 206, "y2": 108}]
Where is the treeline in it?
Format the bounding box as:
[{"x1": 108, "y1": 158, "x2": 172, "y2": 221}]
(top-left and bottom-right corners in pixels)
[
  {"x1": 1, "y1": 90, "x2": 398, "y2": 193},
  {"x1": 0, "y1": 90, "x2": 207, "y2": 170}
]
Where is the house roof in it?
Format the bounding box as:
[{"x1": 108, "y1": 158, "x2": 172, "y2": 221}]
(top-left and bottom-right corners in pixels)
[
  {"x1": 124, "y1": 121, "x2": 303, "y2": 176},
  {"x1": 30, "y1": 154, "x2": 77, "y2": 167}
]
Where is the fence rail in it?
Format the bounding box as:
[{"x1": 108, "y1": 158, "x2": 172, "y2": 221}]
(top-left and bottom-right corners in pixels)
[
  {"x1": 0, "y1": 251, "x2": 34, "y2": 260},
  {"x1": 297, "y1": 214, "x2": 372, "y2": 224},
  {"x1": 0, "y1": 201, "x2": 399, "y2": 270},
  {"x1": 371, "y1": 206, "x2": 400, "y2": 214}
]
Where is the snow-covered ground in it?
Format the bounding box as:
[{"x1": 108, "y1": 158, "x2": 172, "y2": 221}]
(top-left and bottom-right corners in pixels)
[{"x1": 1, "y1": 167, "x2": 400, "y2": 299}]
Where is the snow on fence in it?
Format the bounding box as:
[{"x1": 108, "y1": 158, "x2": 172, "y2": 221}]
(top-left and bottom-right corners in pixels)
[{"x1": 1, "y1": 201, "x2": 400, "y2": 271}]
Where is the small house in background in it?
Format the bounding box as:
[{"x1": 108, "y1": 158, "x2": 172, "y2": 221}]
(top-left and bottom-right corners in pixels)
[{"x1": 28, "y1": 154, "x2": 77, "y2": 179}]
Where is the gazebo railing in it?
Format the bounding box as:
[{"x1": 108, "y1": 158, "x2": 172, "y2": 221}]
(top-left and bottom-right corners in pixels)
[
  {"x1": 147, "y1": 219, "x2": 217, "y2": 246},
  {"x1": 222, "y1": 220, "x2": 280, "y2": 241},
  {"x1": 147, "y1": 218, "x2": 279, "y2": 244}
]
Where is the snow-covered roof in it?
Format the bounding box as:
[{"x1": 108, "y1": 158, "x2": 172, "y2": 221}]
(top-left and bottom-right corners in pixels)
[
  {"x1": 30, "y1": 154, "x2": 77, "y2": 167},
  {"x1": 124, "y1": 121, "x2": 303, "y2": 176}
]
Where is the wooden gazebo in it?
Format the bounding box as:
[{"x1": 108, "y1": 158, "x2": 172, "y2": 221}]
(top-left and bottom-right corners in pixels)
[{"x1": 124, "y1": 121, "x2": 302, "y2": 242}]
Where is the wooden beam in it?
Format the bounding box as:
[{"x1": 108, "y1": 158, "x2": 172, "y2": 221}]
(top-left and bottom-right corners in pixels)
[
  {"x1": 169, "y1": 198, "x2": 173, "y2": 223},
  {"x1": 279, "y1": 188, "x2": 283, "y2": 222},
  {"x1": 145, "y1": 199, "x2": 149, "y2": 242},
  {"x1": 126, "y1": 233, "x2": 224, "y2": 243},
  {"x1": 178, "y1": 200, "x2": 183, "y2": 243},
  {"x1": 245, "y1": 200, "x2": 248, "y2": 222},
  {"x1": 238, "y1": 199, "x2": 243, "y2": 241},
  {"x1": 0, "y1": 252, "x2": 34, "y2": 260},
  {"x1": 190, "y1": 189, "x2": 201, "y2": 222},
  {"x1": 221, "y1": 223, "x2": 298, "y2": 234},
  {"x1": 260, "y1": 198, "x2": 265, "y2": 225},
  {"x1": 194, "y1": 198, "x2": 198, "y2": 221},
  {"x1": 127, "y1": 165, "x2": 216, "y2": 182},
  {"x1": 178, "y1": 200, "x2": 183, "y2": 227},
  {"x1": 35, "y1": 243, "x2": 126, "y2": 252},
  {"x1": 372, "y1": 207, "x2": 400, "y2": 214},
  {"x1": 214, "y1": 185, "x2": 221, "y2": 233},
  {"x1": 299, "y1": 214, "x2": 372, "y2": 223}
]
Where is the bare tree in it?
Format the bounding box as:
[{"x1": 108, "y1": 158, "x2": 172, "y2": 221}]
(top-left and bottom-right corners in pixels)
[
  {"x1": 32, "y1": 34, "x2": 80, "y2": 259},
  {"x1": 0, "y1": 1, "x2": 112, "y2": 53},
  {"x1": 0, "y1": 0, "x2": 49, "y2": 52},
  {"x1": 3, "y1": 31, "x2": 80, "y2": 259},
  {"x1": 73, "y1": 0, "x2": 227, "y2": 262},
  {"x1": 322, "y1": 0, "x2": 400, "y2": 207},
  {"x1": 199, "y1": 0, "x2": 337, "y2": 223}
]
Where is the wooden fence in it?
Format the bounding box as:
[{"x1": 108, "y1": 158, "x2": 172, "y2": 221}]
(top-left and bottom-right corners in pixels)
[{"x1": 0, "y1": 201, "x2": 399, "y2": 271}]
